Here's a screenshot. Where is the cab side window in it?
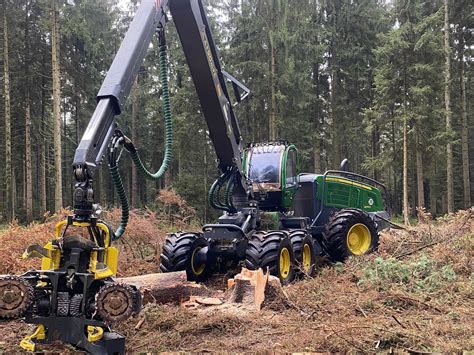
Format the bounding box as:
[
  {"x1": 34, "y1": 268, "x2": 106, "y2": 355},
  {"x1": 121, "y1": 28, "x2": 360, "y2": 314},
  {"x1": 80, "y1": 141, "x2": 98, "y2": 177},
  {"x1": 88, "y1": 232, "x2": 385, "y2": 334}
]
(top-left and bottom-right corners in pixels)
[{"x1": 286, "y1": 149, "x2": 297, "y2": 187}]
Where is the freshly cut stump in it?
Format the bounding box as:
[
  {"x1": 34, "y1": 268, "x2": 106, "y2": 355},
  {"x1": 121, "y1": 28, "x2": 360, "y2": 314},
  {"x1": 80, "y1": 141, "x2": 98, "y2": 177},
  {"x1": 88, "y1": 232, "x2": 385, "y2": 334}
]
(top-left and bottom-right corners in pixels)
[
  {"x1": 228, "y1": 268, "x2": 286, "y2": 311},
  {"x1": 117, "y1": 271, "x2": 211, "y2": 304}
]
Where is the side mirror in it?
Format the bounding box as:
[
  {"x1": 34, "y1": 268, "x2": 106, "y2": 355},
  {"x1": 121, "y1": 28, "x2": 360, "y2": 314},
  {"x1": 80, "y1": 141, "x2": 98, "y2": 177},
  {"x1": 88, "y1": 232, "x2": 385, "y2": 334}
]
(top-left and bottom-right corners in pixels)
[{"x1": 340, "y1": 158, "x2": 349, "y2": 171}]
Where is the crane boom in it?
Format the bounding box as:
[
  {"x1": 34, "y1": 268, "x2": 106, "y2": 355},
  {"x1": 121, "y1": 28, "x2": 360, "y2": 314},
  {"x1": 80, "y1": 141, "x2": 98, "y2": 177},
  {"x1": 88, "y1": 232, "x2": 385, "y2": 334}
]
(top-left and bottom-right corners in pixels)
[{"x1": 72, "y1": 0, "x2": 250, "y2": 218}]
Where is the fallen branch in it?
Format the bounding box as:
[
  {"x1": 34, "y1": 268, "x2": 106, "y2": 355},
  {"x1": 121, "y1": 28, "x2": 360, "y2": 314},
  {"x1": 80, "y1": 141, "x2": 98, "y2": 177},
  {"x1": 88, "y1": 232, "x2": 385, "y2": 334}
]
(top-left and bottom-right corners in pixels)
[{"x1": 395, "y1": 241, "x2": 439, "y2": 259}]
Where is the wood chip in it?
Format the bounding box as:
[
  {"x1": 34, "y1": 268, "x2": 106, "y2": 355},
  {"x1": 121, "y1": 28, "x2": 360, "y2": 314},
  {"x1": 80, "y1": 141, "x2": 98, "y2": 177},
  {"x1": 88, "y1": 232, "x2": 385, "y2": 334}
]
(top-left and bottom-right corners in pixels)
[{"x1": 195, "y1": 297, "x2": 223, "y2": 306}]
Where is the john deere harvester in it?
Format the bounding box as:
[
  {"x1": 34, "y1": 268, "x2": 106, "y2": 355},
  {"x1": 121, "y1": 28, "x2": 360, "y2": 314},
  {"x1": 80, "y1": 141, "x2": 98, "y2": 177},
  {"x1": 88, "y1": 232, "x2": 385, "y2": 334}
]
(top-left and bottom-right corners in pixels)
[{"x1": 160, "y1": 141, "x2": 391, "y2": 284}]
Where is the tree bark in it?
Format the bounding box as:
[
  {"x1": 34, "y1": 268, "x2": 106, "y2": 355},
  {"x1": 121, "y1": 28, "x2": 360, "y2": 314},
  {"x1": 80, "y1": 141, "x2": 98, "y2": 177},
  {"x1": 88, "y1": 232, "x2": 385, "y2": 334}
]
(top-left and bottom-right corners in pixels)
[
  {"x1": 25, "y1": 102, "x2": 33, "y2": 222},
  {"x1": 402, "y1": 59, "x2": 409, "y2": 224},
  {"x1": 269, "y1": 40, "x2": 277, "y2": 140},
  {"x1": 328, "y1": 0, "x2": 340, "y2": 168},
  {"x1": 403, "y1": 116, "x2": 409, "y2": 225},
  {"x1": 203, "y1": 130, "x2": 208, "y2": 221},
  {"x1": 459, "y1": 30, "x2": 471, "y2": 208},
  {"x1": 313, "y1": 63, "x2": 321, "y2": 173},
  {"x1": 39, "y1": 42, "x2": 47, "y2": 215},
  {"x1": 24, "y1": 0, "x2": 33, "y2": 223},
  {"x1": 444, "y1": 0, "x2": 454, "y2": 213},
  {"x1": 416, "y1": 130, "x2": 425, "y2": 209},
  {"x1": 51, "y1": 0, "x2": 63, "y2": 212},
  {"x1": 3, "y1": 11, "x2": 13, "y2": 220}
]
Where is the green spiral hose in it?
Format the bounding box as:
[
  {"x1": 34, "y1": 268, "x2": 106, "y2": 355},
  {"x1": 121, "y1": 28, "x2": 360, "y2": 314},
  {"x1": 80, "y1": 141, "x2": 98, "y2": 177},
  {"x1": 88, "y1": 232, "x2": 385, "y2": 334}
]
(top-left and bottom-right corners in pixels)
[{"x1": 129, "y1": 43, "x2": 172, "y2": 180}]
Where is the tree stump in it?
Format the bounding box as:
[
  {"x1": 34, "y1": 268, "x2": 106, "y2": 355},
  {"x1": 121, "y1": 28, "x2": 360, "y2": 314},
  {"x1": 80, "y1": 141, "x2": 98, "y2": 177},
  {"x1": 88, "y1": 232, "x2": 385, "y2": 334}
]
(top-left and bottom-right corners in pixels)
[{"x1": 228, "y1": 268, "x2": 286, "y2": 311}]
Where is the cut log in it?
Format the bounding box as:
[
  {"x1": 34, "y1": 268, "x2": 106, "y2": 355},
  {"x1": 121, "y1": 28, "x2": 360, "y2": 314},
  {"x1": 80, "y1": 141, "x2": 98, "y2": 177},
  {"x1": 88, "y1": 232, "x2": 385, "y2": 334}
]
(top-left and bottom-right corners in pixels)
[{"x1": 117, "y1": 271, "x2": 212, "y2": 305}]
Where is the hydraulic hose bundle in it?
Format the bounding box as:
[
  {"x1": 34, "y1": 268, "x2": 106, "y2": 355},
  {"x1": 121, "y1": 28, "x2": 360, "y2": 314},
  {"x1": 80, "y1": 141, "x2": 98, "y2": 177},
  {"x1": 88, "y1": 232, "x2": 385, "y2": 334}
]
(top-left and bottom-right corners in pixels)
[
  {"x1": 208, "y1": 168, "x2": 237, "y2": 213},
  {"x1": 108, "y1": 30, "x2": 172, "y2": 240},
  {"x1": 108, "y1": 134, "x2": 129, "y2": 239}
]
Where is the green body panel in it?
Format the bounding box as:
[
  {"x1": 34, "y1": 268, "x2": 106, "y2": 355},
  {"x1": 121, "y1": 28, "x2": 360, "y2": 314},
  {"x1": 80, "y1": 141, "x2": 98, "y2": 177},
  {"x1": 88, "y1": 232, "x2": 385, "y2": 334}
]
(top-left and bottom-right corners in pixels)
[
  {"x1": 242, "y1": 142, "x2": 386, "y2": 215},
  {"x1": 315, "y1": 175, "x2": 384, "y2": 212}
]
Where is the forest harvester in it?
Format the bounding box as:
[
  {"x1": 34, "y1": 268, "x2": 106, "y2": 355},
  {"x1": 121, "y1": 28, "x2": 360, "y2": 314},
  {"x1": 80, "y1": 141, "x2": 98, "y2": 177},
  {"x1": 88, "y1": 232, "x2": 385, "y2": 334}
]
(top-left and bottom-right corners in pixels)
[{"x1": 0, "y1": 0, "x2": 391, "y2": 353}]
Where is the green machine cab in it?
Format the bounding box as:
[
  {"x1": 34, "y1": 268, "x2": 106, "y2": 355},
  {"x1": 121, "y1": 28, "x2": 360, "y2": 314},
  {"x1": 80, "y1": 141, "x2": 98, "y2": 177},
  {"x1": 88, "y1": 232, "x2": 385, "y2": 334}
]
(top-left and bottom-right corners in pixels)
[{"x1": 243, "y1": 142, "x2": 299, "y2": 211}]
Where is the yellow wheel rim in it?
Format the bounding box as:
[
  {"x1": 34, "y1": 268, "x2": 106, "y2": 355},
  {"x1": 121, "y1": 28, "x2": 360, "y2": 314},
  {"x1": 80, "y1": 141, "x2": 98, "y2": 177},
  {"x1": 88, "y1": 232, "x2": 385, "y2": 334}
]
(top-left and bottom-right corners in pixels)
[
  {"x1": 347, "y1": 223, "x2": 371, "y2": 255},
  {"x1": 279, "y1": 247, "x2": 291, "y2": 279},
  {"x1": 191, "y1": 247, "x2": 206, "y2": 276},
  {"x1": 280, "y1": 248, "x2": 291, "y2": 279},
  {"x1": 302, "y1": 244, "x2": 312, "y2": 272}
]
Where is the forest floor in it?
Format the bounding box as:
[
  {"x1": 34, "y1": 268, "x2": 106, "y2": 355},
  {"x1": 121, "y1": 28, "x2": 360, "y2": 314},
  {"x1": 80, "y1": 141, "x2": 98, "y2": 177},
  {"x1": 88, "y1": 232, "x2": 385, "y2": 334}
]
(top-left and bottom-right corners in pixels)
[{"x1": 0, "y1": 194, "x2": 472, "y2": 353}]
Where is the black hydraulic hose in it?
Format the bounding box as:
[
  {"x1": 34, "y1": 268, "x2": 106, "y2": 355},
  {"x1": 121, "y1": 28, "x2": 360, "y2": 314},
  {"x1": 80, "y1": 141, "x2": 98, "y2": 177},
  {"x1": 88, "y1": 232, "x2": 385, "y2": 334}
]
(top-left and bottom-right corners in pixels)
[
  {"x1": 128, "y1": 41, "x2": 172, "y2": 181},
  {"x1": 224, "y1": 172, "x2": 236, "y2": 213},
  {"x1": 209, "y1": 171, "x2": 229, "y2": 211},
  {"x1": 209, "y1": 170, "x2": 233, "y2": 212},
  {"x1": 108, "y1": 136, "x2": 129, "y2": 240}
]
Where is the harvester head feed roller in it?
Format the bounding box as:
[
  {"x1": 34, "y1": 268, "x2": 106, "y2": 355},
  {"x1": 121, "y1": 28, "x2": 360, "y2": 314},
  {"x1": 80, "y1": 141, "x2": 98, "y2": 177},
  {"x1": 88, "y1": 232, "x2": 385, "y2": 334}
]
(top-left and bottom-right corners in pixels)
[
  {"x1": 96, "y1": 283, "x2": 140, "y2": 324},
  {"x1": 0, "y1": 276, "x2": 34, "y2": 318}
]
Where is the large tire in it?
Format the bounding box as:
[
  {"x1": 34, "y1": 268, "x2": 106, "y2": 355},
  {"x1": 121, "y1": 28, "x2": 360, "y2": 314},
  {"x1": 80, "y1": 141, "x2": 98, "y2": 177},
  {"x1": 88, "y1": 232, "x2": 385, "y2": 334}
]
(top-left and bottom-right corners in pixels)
[
  {"x1": 323, "y1": 209, "x2": 379, "y2": 262},
  {"x1": 245, "y1": 230, "x2": 295, "y2": 285},
  {"x1": 290, "y1": 230, "x2": 317, "y2": 277},
  {"x1": 160, "y1": 233, "x2": 199, "y2": 272},
  {"x1": 186, "y1": 236, "x2": 211, "y2": 282}
]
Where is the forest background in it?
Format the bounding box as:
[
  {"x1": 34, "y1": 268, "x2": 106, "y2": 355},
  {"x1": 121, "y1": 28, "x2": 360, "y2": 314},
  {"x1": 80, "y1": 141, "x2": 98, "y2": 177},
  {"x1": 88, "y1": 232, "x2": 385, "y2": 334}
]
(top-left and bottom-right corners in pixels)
[{"x1": 0, "y1": 0, "x2": 472, "y2": 224}]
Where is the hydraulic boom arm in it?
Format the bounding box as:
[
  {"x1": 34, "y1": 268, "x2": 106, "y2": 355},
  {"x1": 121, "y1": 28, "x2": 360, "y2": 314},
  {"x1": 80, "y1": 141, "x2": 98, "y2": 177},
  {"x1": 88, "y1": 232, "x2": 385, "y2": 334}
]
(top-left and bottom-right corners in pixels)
[{"x1": 72, "y1": 0, "x2": 250, "y2": 222}]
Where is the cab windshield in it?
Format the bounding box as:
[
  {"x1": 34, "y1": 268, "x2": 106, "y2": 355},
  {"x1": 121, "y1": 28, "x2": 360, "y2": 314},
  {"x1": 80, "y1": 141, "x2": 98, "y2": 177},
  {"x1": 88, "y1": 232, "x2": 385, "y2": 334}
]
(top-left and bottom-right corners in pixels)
[{"x1": 247, "y1": 145, "x2": 284, "y2": 184}]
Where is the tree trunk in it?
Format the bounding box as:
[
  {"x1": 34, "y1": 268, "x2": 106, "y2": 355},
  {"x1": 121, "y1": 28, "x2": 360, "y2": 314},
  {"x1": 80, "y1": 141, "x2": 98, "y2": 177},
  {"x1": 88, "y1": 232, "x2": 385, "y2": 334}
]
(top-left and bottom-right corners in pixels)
[
  {"x1": 11, "y1": 169, "x2": 16, "y2": 219},
  {"x1": 416, "y1": 130, "x2": 425, "y2": 209},
  {"x1": 203, "y1": 130, "x2": 208, "y2": 221},
  {"x1": 328, "y1": 0, "x2": 340, "y2": 168},
  {"x1": 25, "y1": 101, "x2": 33, "y2": 222},
  {"x1": 403, "y1": 117, "x2": 409, "y2": 225},
  {"x1": 459, "y1": 30, "x2": 471, "y2": 208},
  {"x1": 444, "y1": 0, "x2": 454, "y2": 213},
  {"x1": 131, "y1": 78, "x2": 139, "y2": 207},
  {"x1": 313, "y1": 63, "x2": 321, "y2": 173},
  {"x1": 372, "y1": 124, "x2": 380, "y2": 180},
  {"x1": 269, "y1": 41, "x2": 277, "y2": 140},
  {"x1": 39, "y1": 47, "x2": 48, "y2": 216},
  {"x1": 51, "y1": 0, "x2": 63, "y2": 212},
  {"x1": 3, "y1": 11, "x2": 13, "y2": 220},
  {"x1": 24, "y1": 0, "x2": 33, "y2": 223}
]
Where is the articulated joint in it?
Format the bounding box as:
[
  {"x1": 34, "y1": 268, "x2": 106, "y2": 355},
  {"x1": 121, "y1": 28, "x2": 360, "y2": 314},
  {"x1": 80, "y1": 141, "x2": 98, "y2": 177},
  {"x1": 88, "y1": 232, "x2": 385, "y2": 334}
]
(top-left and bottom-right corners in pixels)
[{"x1": 73, "y1": 165, "x2": 94, "y2": 218}]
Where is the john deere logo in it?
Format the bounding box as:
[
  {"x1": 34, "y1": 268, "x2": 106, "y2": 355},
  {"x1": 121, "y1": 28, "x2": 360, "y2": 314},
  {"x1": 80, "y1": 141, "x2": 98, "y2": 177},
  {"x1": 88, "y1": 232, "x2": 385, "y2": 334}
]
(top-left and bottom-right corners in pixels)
[{"x1": 368, "y1": 198, "x2": 374, "y2": 206}]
